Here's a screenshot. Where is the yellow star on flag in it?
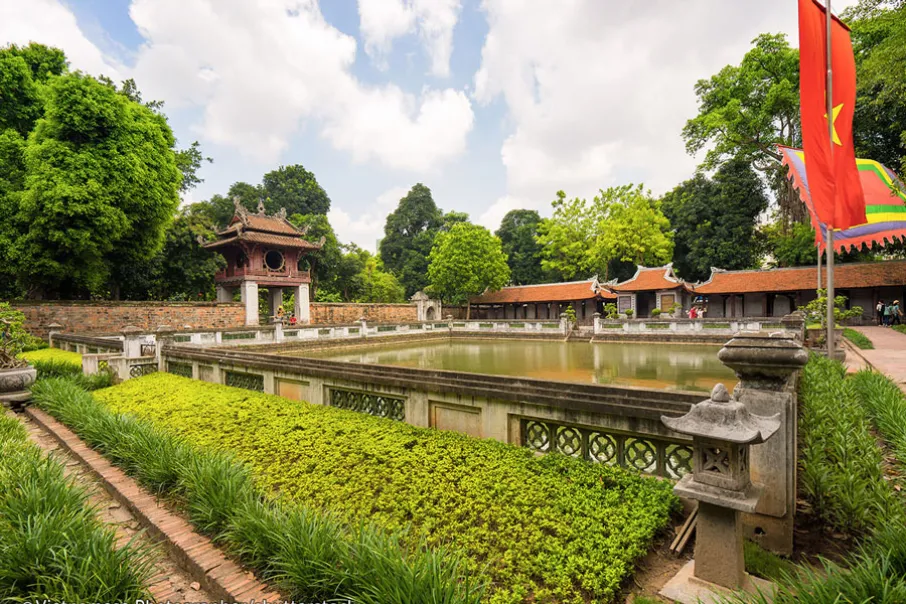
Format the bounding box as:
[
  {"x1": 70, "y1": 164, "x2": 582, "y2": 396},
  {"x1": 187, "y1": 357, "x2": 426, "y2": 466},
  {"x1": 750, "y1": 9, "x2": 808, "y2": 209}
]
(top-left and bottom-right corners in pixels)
[{"x1": 824, "y1": 102, "x2": 844, "y2": 146}]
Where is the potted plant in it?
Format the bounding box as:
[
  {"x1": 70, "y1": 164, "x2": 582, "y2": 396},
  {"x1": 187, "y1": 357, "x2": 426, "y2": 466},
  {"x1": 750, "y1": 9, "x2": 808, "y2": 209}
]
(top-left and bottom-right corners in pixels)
[
  {"x1": 797, "y1": 290, "x2": 861, "y2": 352},
  {"x1": 624, "y1": 308, "x2": 634, "y2": 319},
  {"x1": 670, "y1": 302, "x2": 683, "y2": 318},
  {"x1": 604, "y1": 303, "x2": 619, "y2": 320},
  {"x1": 650, "y1": 308, "x2": 662, "y2": 318},
  {"x1": 0, "y1": 303, "x2": 38, "y2": 407}
]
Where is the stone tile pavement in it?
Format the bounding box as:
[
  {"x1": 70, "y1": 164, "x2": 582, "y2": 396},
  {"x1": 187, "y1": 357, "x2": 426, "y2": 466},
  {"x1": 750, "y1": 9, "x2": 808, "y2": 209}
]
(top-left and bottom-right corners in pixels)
[{"x1": 852, "y1": 326, "x2": 906, "y2": 391}]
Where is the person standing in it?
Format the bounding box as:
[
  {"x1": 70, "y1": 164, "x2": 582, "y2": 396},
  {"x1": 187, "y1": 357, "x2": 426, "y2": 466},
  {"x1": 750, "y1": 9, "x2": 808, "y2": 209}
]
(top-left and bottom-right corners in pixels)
[
  {"x1": 877, "y1": 299, "x2": 886, "y2": 326},
  {"x1": 884, "y1": 301, "x2": 893, "y2": 326},
  {"x1": 893, "y1": 300, "x2": 902, "y2": 326}
]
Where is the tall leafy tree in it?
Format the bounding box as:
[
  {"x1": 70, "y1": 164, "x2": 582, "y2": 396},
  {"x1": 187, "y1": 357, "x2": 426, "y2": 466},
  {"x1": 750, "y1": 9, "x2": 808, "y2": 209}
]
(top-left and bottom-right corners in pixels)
[
  {"x1": 848, "y1": 0, "x2": 906, "y2": 174},
  {"x1": 0, "y1": 43, "x2": 65, "y2": 137},
  {"x1": 662, "y1": 158, "x2": 769, "y2": 281},
  {"x1": 496, "y1": 209, "x2": 545, "y2": 285},
  {"x1": 4, "y1": 72, "x2": 183, "y2": 297},
  {"x1": 379, "y1": 183, "x2": 443, "y2": 297},
  {"x1": 358, "y1": 252, "x2": 406, "y2": 303},
  {"x1": 262, "y1": 164, "x2": 331, "y2": 216},
  {"x1": 682, "y1": 33, "x2": 805, "y2": 227},
  {"x1": 289, "y1": 213, "x2": 341, "y2": 300},
  {"x1": 537, "y1": 184, "x2": 674, "y2": 282},
  {"x1": 428, "y1": 223, "x2": 510, "y2": 311}
]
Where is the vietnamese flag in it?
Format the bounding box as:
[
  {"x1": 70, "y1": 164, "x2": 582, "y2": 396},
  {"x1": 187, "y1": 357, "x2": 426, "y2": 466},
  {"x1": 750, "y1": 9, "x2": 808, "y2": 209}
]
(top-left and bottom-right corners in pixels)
[{"x1": 798, "y1": 0, "x2": 865, "y2": 230}]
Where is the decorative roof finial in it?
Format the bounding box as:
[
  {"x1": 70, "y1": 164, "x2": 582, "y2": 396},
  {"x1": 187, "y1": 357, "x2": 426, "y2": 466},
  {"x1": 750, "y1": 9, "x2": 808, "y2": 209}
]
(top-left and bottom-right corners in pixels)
[
  {"x1": 257, "y1": 198, "x2": 266, "y2": 215},
  {"x1": 233, "y1": 196, "x2": 248, "y2": 219},
  {"x1": 277, "y1": 207, "x2": 287, "y2": 220}
]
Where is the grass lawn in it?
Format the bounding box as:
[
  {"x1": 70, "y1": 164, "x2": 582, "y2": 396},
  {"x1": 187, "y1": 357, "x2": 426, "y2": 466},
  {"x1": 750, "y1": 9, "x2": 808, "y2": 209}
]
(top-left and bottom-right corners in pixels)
[
  {"x1": 94, "y1": 373, "x2": 678, "y2": 604},
  {"x1": 843, "y1": 328, "x2": 873, "y2": 349}
]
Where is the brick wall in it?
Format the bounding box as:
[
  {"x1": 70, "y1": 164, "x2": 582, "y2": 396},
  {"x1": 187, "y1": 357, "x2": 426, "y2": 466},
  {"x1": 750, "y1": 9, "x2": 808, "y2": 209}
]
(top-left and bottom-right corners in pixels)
[
  {"x1": 12, "y1": 301, "x2": 246, "y2": 339},
  {"x1": 310, "y1": 303, "x2": 418, "y2": 324}
]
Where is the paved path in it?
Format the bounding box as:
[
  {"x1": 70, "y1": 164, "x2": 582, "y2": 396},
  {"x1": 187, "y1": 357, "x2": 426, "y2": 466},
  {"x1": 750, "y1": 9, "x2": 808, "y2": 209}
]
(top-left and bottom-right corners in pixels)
[{"x1": 852, "y1": 326, "x2": 906, "y2": 390}]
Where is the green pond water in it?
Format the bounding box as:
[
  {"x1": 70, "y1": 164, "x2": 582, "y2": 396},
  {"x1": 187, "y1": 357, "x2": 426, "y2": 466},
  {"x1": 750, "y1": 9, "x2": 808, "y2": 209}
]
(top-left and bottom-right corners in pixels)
[{"x1": 298, "y1": 339, "x2": 737, "y2": 392}]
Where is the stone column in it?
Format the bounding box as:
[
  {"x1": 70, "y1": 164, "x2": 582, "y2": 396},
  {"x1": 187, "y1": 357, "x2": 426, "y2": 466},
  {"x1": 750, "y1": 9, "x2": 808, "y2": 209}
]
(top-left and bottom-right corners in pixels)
[
  {"x1": 216, "y1": 285, "x2": 234, "y2": 303},
  {"x1": 273, "y1": 317, "x2": 284, "y2": 342},
  {"x1": 358, "y1": 316, "x2": 367, "y2": 337},
  {"x1": 155, "y1": 325, "x2": 175, "y2": 371},
  {"x1": 717, "y1": 332, "x2": 808, "y2": 555},
  {"x1": 240, "y1": 281, "x2": 259, "y2": 326},
  {"x1": 268, "y1": 287, "x2": 284, "y2": 319},
  {"x1": 294, "y1": 283, "x2": 311, "y2": 324},
  {"x1": 47, "y1": 323, "x2": 63, "y2": 348},
  {"x1": 121, "y1": 326, "x2": 143, "y2": 359}
]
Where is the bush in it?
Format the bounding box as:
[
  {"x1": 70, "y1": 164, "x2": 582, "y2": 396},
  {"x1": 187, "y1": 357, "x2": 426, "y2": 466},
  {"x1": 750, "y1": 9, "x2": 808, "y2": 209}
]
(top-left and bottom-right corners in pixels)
[
  {"x1": 31, "y1": 377, "x2": 485, "y2": 604},
  {"x1": 20, "y1": 348, "x2": 82, "y2": 368},
  {"x1": 624, "y1": 308, "x2": 634, "y2": 318},
  {"x1": 798, "y1": 354, "x2": 900, "y2": 535},
  {"x1": 851, "y1": 370, "x2": 906, "y2": 486},
  {"x1": 91, "y1": 373, "x2": 678, "y2": 603},
  {"x1": 843, "y1": 328, "x2": 873, "y2": 350},
  {"x1": 0, "y1": 412, "x2": 153, "y2": 601},
  {"x1": 650, "y1": 308, "x2": 661, "y2": 317}
]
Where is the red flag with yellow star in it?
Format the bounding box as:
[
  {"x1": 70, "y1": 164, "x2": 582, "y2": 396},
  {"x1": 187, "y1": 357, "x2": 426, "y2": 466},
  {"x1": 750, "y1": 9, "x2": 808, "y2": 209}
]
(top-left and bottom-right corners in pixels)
[{"x1": 798, "y1": 0, "x2": 865, "y2": 230}]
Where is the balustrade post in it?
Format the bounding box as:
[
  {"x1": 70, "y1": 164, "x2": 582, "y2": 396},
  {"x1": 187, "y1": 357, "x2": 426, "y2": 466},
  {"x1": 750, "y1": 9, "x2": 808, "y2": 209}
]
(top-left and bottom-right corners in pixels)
[
  {"x1": 121, "y1": 326, "x2": 143, "y2": 359},
  {"x1": 716, "y1": 333, "x2": 808, "y2": 555},
  {"x1": 47, "y1": 323, "x2": 63, "y2": 348},
  {"x1": 155, "y1": 325, "x2": 175, "y2": 371}
]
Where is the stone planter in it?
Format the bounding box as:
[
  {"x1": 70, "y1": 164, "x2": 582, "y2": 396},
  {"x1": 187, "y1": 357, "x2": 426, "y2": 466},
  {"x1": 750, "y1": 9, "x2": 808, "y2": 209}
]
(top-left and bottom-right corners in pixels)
[
  {"x1": 0, "y1": 365, "x2": 37, "y2": 409},
  {"x1": 805, "y1": 326, "x2": 843, "y2": 348}
]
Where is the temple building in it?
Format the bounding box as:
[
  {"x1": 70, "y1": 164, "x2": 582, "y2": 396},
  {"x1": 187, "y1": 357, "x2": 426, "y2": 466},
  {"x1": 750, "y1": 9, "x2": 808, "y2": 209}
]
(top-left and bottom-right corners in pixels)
[
  {"x1": 469, "y1": 260, "x2": 906, "y2": 322},
  {"x1": 203, "y1": 199, "x2": 323, "y2": 325},
  {"x1": 468, "y1": 279, "x2": 615, "y2": 325}
]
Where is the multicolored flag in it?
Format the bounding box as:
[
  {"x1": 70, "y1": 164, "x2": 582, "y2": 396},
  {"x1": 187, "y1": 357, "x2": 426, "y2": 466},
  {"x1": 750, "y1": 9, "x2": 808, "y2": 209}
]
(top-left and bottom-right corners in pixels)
[
  {"x1": 779, "y1": 145, "x2": 906, "y2": 253},
  {"x1": 798, "y1": 0, "x2": 866, "y2": 230}
]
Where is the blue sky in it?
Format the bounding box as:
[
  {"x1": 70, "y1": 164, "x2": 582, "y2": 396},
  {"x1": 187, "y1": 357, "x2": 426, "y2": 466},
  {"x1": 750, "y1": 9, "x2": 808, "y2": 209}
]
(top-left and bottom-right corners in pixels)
[{"x1": 1, "y1": 0, "x2": 856, "y2": 250}]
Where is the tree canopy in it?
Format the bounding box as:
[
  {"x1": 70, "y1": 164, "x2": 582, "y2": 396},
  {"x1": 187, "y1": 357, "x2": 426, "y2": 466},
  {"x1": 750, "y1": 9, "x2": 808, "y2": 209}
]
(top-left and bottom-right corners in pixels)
[
  {"x1": 496, "y1": 209, "x2": 545, "y2": 285},
  {"x1": 428, "y1": 222, "x2": 510, "y2": 305},
  {"x1": 537, "y1": 184, "x2": 674, "y2": 282},
  {"x1": 662, "y1": 158, "x2": 769, "y2": 281},
  {"x1": 379, "y1": 183, "x2": 444, "y2": 297}
]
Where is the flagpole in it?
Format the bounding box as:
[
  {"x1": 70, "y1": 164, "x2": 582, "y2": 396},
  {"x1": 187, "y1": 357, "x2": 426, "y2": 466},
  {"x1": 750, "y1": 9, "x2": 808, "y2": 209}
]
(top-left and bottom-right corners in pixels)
[
  {"x1": 825, "y1": 0, "x2": 836, "y2": 358},
  {"x1": 817, "y1": 246, "x2": 822, "y2": 290}
]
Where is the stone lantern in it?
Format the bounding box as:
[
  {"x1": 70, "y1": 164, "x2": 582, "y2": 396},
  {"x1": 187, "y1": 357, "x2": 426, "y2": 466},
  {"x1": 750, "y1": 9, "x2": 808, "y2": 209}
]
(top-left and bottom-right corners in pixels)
[{"x1": 660, "y1": 383, "x2": 781, "y2": 602}]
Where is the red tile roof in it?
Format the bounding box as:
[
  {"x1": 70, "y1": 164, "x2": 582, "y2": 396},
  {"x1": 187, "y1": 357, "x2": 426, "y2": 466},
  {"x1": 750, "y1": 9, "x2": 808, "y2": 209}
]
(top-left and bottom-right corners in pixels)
[
  {"x1": 204, "y1": 232, "x2": 322, "y2": 250},
  {"x1": 470, "y1": 279, "x2": 616, "y2": 304},
  {"x1": 611, "y1": 265, "x2": 686, "y2": 292},
  {"x1": 241, "y1": 214, "x2": 302, "y2": 236},
  {"x1": 693, "y1": 261, "x2": 906, "y2": 294}
]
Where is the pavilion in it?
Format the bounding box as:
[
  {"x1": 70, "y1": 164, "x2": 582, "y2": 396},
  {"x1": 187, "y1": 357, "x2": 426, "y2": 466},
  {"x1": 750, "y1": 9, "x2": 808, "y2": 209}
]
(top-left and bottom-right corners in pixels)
[{"x1": 468, "y1": 279, "x2": 615, "y2": 325}]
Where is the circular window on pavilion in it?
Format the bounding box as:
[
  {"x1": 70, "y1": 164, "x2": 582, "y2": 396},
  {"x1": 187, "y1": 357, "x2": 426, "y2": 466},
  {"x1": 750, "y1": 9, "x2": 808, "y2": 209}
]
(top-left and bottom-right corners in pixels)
[{"x1": 264, "y1": 249, "x2": 285, "y2": 271}]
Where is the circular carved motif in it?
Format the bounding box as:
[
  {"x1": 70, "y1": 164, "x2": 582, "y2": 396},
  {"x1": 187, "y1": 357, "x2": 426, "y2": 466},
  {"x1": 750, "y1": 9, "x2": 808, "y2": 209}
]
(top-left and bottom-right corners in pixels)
[
  {"x1": 556, "y1": 426, "x2": 583, "y2": 457},
  {"x1": 588, "y1": 433, "x2": 618, "y2": 464},
  {"x1": 264, "y1": 249, "x2": 285, "y2": 271}
]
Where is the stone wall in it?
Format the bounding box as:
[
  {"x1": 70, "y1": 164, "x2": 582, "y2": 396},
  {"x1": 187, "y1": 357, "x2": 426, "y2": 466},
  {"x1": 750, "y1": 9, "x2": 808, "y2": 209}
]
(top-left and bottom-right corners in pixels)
[{"x1": 12, "y1": 301, "x2": 246, "y2": 338}]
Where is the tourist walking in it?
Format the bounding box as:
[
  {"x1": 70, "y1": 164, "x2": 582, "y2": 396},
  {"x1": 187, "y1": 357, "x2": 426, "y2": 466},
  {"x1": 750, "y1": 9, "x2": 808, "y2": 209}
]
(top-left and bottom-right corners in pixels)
[
  {"x1": 877, "y1": 299, "x2": 886, "y2": 326},
  {"x1": 893, "y1": 300, "x2": 902, "y2": 326},
  {"x1": 884, "y1": 301, "x2": 893, "y2": 326}
]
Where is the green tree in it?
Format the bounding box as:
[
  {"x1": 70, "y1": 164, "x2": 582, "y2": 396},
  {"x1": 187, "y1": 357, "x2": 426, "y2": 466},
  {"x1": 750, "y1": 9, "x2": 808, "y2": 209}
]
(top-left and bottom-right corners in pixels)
[
  {"x1": 848, "y1": 0, "x2": 906, "y2": 174},
  {"x1": 5, "y1": 72, "x2": 182, "y2": 297},
  {"x1": 761, "y1": 221, "x2": 818, "y2": 267},
  {"x1": 662, "y1": 158, "x2": 769, "y2": 281},
  {"x1": 289, "y1": 213, "x2": 341, "y2": 299},
  {"x1": 682, "y1": 33, "x2": 804, "y2": 227},
  {"x1": 262, "y1": 164, "x2": 331, "y2": 216},
  {"x1": 537, "y1": 184, "x2": 674, "y2": 282},
  {"x1": 358, "y1": 253, "x2": 406, "y2": 303},
  {"x1": 496, "y1": 209, "x2": 545, "y2": 285},
  {"x1": 0, "y1": 43, "x2": 65, "y2": 137},
  {"x1": 427, "y1": 223, "x2": 510, "y2": 311},
  {"x1": 379, "y1": 183, "x2": 443, "y2": 297},
  {"x1": 441, "y1": 210, "x2": 470, "y2": 231}
]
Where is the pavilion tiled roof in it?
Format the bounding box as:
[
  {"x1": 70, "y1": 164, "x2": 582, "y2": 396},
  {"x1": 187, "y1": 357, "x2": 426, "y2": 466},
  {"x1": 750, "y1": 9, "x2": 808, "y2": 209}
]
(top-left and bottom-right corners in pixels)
[
  {"x1": 611, "y1": 265, "x2": 687, "y2": 292},
  {"x1": 204, "y1": 231, "x2": 322, "y2": 250},
  {"x1": 693, "y1": 261, "x2": 906, "y2": 294},
  {"x1": 470, "y1": 279, "x2": 616, "y2": 304}
]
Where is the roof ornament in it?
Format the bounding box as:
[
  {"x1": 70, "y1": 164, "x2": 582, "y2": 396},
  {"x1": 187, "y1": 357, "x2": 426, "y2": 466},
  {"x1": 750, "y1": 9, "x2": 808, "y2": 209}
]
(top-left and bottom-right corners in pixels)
[
  {"x1": 277, "y1": 207, "x2": 287, "y2": 220},
  {"x1": 196, "y1": 234, "x2": 206, "y2": 246},
  {"x1": 257, "y1": 198, "x2": 266, "y2": 215},
  {"x1": 233, "y1": 196, "x2": 248, "y2": 219},
  {"x1": 317, "y1": 235, "x2": 326, "y2": 247}
]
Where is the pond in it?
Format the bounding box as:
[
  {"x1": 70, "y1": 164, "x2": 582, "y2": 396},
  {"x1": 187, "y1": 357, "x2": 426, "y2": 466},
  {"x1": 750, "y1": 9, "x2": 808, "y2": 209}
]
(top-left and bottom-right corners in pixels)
[{"x1": 298, "y1": 338, "x2": 737, "y2": 392}]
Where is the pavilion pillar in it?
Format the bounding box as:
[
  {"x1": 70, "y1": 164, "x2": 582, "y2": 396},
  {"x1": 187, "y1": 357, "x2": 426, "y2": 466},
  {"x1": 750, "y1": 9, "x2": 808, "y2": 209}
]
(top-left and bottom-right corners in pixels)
[
  {"x1": 268, "y1": 287, "x2": 284, "y2": 319},
  {"x1": 294, "y1": 283, "x2": 311, "y2": 324},
  {"x1": 240, "y1": 281, "x2": 259, "y2": 326},
  {"x1": 216, "y1": 285, "x2": 234, "y2": 303}
]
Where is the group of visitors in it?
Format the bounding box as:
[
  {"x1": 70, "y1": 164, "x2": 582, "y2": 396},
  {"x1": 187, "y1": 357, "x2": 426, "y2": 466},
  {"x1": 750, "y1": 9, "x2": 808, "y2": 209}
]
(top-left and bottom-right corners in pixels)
[
  {"x1": 687, "y1": 305, "x2": 707, "y2": 319},
  {"x1": 876, "y1": 299, "x2": 903, "y2": 326},
  {"x1": 275, "y1": 306, "x2": 298, "y2": 326}
]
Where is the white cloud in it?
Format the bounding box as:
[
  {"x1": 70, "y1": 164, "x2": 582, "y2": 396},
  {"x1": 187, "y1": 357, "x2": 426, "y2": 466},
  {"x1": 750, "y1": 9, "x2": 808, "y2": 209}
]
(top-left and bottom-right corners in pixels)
[
  {"x1": 330, "y1": 185, "x2": 411, "y2": 252},
  {"x1": 474, "y1": 0, "x2": 859, "y2": 217},
  {"x1": 376, "y1": 185, "x2": 411, "y2": 207},
  {"x1": 127, "y1": 0, "x2": 472, "y2": 169},
  {"x1": 0, "y1": 0, "x2": 124, "y2": 79},
  {"x1": 358, "y1": 0, "x2": 462, "y2": 77}
]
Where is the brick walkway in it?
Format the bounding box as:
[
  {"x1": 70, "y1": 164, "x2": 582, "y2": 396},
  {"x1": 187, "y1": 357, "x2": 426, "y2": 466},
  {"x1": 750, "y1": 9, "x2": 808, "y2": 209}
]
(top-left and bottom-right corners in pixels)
[{"x1": 852, "y1": 326, "x2": 906, "y2": 390}]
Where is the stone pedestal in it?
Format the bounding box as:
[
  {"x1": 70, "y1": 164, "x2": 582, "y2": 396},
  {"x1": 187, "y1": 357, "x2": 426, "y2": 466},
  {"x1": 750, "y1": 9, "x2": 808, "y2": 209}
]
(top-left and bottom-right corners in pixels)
[
  {"x1": 216, "y1": 285, "x2": 235, "y2": 303},
  {"x1": 122, "y1": 326, "x2": 143, "y2": 359},
  {"x1": 240, "y1": 281, "x2": 259, "y2": 326}
]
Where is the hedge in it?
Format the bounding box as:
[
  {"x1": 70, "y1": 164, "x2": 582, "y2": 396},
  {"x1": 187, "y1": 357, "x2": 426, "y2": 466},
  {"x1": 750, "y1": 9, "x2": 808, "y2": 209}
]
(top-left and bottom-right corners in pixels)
[
  {"x1": 0, "y1": 411, "x2": 152, "y2": 600},
  {"x1": 94, "y1": 373, "x2": 678, "y2": 603},
  {"x1": 31, "y1": 377, "x2": 485, "y2": 604},
  {"x1": 19, "y1": 348, "x2": 82, "y2": 367}
]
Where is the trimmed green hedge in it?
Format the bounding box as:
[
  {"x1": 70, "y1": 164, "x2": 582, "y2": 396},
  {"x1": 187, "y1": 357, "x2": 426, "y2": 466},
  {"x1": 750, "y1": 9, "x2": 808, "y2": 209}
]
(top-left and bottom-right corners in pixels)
[
  {"x1": 19, "y1": 348, "x2": 82, "y2": 367},
  {"x1": 0, "y1": 412, "x2": 152, "y2": 600},
  {"x1": 843, "y1": 328, "x2": 874, "y2": 350},
  {"x1": 94, "y1": 373, "x2": 678, "y2": 603},
  {"x1": 32, "y1": 377, "x2": 483, "y2": 604}
]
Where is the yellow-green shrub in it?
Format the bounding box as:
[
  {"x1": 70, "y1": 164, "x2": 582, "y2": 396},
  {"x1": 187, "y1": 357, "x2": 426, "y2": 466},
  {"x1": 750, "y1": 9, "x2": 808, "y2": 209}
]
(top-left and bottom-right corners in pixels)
[
  {"x1": 95, "y1": 373, "x2": 678, "y2": 603},
  {"x1": 19, "y1": 348, "x2": 82, "y2": 367}
]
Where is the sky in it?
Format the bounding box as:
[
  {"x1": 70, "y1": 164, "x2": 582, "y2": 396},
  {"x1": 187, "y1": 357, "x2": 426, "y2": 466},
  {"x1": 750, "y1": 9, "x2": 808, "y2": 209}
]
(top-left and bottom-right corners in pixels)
[{"x1": 0, "y1": 0, "x2": 858, "y2": 251}]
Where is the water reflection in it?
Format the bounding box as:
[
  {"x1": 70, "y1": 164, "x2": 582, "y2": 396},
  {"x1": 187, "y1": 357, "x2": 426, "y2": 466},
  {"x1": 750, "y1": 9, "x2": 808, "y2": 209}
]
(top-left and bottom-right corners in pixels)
[{"x1": 297, "y1": 339, "x2": 737, "y2": 392}]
